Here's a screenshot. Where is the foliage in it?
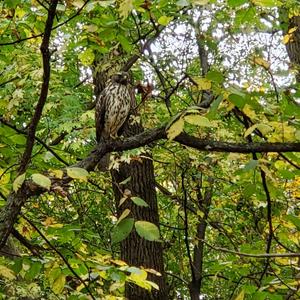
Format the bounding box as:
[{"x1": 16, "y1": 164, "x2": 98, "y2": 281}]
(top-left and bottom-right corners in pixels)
[{"x1": 0, "y1": 0, "x2": 300, "y2": 299}]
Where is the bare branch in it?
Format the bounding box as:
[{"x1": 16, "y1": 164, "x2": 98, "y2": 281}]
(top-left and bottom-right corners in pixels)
[{"x1": 205, "y1": 242, "x2": 300, "y2": 258}]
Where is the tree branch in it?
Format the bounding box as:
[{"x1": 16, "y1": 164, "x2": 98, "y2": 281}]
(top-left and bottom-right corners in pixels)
[
  {"x1": 0, "y1": 117, "x2": 69, "y2": 166},
  {"x1": 0, "y1": 0, "x2": 58, "y2": 249},
  {"x1": 18, "y1": 0, "x2": 58, "y2": 175},
  {"x1": 0, "y1": 125, "x2": 299, "y2": 249},
  {"x1": 205, "y1": 242, "x2": 300, "y2": 258}
]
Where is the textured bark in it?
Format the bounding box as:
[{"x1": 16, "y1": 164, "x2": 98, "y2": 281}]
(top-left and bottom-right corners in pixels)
[
  {"x1": 111, "y1": 120, "x2": 168, "y2": 300},
  {"x1": 92, "y1": 68, "x2": 167, "y2": 299},
  {"x1": 286, "y1": 16, "x2": 300, "y2": 82}
]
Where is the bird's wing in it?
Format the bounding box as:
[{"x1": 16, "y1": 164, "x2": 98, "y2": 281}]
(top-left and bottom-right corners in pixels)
[{"x1": 95, "y1": 93, "x2": 107, "y2": 142}]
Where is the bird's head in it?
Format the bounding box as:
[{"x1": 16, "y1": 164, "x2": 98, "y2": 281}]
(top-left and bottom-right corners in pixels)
[{"x1": 111, "y1": 72, "x2": 129, "y2": 85}]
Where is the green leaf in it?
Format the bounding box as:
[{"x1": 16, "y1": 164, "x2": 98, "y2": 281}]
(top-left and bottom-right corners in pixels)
[
  {"x1": 135, "y1": 221, "x2": 160, "y2": 241},
  {"x1": 25, "y1": 262, "x2": 42, "y2": 281},
  {"x1": 158, "y1": 16, "x2": 173, "y2": 26},
  {"x1": 252, "y1": 0, "x2": 283, "y2": 7},
  {"x1": 9, "y1": 134, "x2": 26, "y2": 145},
  {"x1": 13, "y1": 173, "x2": 26, "y2": 193},
  {"x1": 228, "y1": 0, "x2": 247, "y2": 6},
  {"x1": 243, "y1": 159, "x2": 258, "y2": 171},
  {"x1": 66, "y1": 167, "x2": 89, "y2": 181},
  {"x1": 228, "y1": 94, "x2": 246, "y2": 109},
  {"x1": 285, "y1": 215, "x2": 300, "y2": 230},
  {"x1": 78, "y1": 48, "x2": 95, "y2": 66},
  {"x1": 31, "y1": 173, "x2": 51, "y2": 190},
  {"x1": 111, "y1": 218, "x2": 134, "y2": 244},
  {"x1": 131, "y1": 197, "x2": 149, "y2": 207},
  {"x1": 206, "y1": 70, "x2": 224, "y2": 83},
  {"x1": 166, "y1": 117, "x2": 184, "y2": 140}
]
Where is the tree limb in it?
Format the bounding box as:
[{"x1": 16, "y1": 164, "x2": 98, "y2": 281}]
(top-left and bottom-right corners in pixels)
[{"x1": 0, "y1": 125, "x2": 299, "y2": 250}]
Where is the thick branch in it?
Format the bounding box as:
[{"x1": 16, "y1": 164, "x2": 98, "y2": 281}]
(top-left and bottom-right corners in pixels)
[
  {"x1": 0, "y1": 0, "x2": 58, "y2": 249},
  {"x1": 18, "y1": 0, "x2": 58, "y2": 174},
  {"x1": 0, "y1": 126, "x2": 299, "y2": 249}
]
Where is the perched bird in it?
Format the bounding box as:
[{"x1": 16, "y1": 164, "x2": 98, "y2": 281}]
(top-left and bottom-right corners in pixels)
[{"x1": 95, "y1": 72, "x2": 132, "y2": 170}]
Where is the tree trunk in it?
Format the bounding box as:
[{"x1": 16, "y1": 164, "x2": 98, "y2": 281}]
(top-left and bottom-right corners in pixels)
[
  {"x1": 285, "y1": 16, "x2": 300, "y2": 82},
  {"x1": 92, "y1": 68, "x2": 167, "y2": 299},
  {"x1": 111, "y1": 120, "x2": 168, "y2": 300}
]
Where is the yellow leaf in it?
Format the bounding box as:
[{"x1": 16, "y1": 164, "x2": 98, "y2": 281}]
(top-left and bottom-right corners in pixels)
[
  {"x1": 242, "y1": 104, "x2": 256, "y2": 120},
  {"x1": 0, "y1": 169, "x2": 10, "y2": 185},
  {"x1": 256, "y1": 123, "x2": 273, "y2": 135},
  {"x1": 166, "y1": 117, "x2": 184, "y2": 140},
  {"x1": 283, "y1": 34, "x2": 291, "y2": 44},
  {"x1": 49, "y1": 223, "x2": 64, "y2": 228},
  {"x1": 253, "y1": 57, "x2": 270, "y2": 69},
  {"x1": 288, "y1": 26, "x2": 297, "y2": 34},
  {"x1": 52, "y1": 274, "x2": 66, "y2": 294},
  {"x1": 13, "y1": 173, "x2": 26, "y2": 193},
  {"x1": 244, "y1": 124, "x2": 257, "y2": 137},
  {"x1": 143, "y1": 268, "x2": 162, "y2": 276},
  {"x1": 184, "y1": 114, "x2": 212, "y2": 127},
  {"x1": 111, "y1": 259, "x2": 128, "y2": 266},
  {"x1": 117, "y1": 209, "x2": 131, "y2": 224},
  {"x1": 66, "y1": 167, "x2": 89, "y2": 181},
  {"x1": 193, "y1": 77, "x2": 212, "y2": 90},
  {"x1": 0, "y1": 265, "x2": 16, "y2": 280},
  {"x1": 49, "y1": 169, "x2": 63, "y2": 179},
  {"x1": 118, "y1": 0, "x2": 133, "y2": 20},
  {"x1": 234, "y1": 290, "x2": 245, "y2": 300},
  {"x1": 192, "y1": 0, "x2": 209, "y2": 5},
  {"x1": 42, "y1": 217, "x2": 55, "y2": 226},
  {"x1": 158, "y1": 16, "x2": 173, "y2": 26},
  {"x1": 78, "y1": 48, "x2": 95, "y2": 66}
]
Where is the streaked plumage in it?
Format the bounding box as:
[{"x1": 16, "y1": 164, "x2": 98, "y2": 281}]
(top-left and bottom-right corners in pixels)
[
  {"x1": 95, "y1": 72, "x2": 132, "y2": 170},
  {"x1": 95, "y1": 72, "x2": 131, "y2": 142}
]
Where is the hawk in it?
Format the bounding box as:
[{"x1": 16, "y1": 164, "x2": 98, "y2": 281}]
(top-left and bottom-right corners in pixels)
[{"x1": 95, "y1": 72, "x2": 132, "y2": 169}]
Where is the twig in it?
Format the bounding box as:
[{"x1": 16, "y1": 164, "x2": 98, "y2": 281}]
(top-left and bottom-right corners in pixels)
[
  {"x1": 22, "y1": 215, "x2": 96, "y2": 300},
  {"x1": 0, "y1": 0, "x2": 90, "y2": 46},
  {"x1": 204, "y1": 242, "x2": 300, "y2": 258},
  {"x1": 0, "y1": 117, "x2": 69, "y2": 166}
]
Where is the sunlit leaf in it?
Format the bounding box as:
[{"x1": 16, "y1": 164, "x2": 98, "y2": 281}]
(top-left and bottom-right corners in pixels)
[
  {"x1": 66, "y1": 167, "x2": 89, "y2": 181},
  {"x1": 31, "y1": 173, "x2": 51, "y2": 190},
  {"x1": 49, "y1": 169, "x2": 63, "y2": 179},
  {"x1": 234, "y1": 289, "x2": 245, "y2": 300},
  {"x1": 78, "y1": 48, "x2": 95, "y2": 66},
  {"x1": 118, "y1": 0, "x2": 133, "y2": 19},
  {"x1": 193, "y1": 77, "x2": 212, "y2": 90},
  {"x1": 158, "y1": 16, "x2": 174, "y2": 26},
  {"x1": 184, "y1": 114, "x2": 212, "y2": 127},
  {"x1": 52, "y1": 274, "x2": 66, "y2": 294},
  {"x1": 253, "y1": 57, "x2": 270, "y2": 69},
  {"x1": 135, "y1": 221, "x2": 160, "y2": 241},
  {"x1": 13, "y1": 173, "x2": 26, "y2": 193},
  {"x1": 117, "y1": 209, "x2": 131, "y2": 224},
  {"x1": 252, "y1": 0, "x2": 283, "y2": 7},
  {"x1": 0, "y1": 265, "x2": 15, "y2": 280},
  {"x1": 166, "y1": 117, "x2": 184, "y2": 140}
]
